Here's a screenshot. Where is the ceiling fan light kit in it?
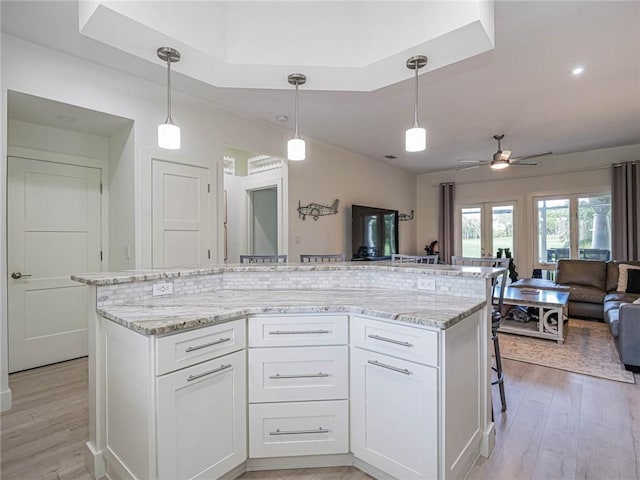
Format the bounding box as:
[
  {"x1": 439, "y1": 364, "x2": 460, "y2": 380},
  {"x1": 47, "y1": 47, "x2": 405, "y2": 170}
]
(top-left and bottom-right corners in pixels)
[
  {"x1": 458, "y1": 134, "x2": 552, "y2": 171},
  {"x1": 157, "y1": 47, "x2": 181, "y2": 150},
  {"x1": 287, "y1": 73, "x2": 307, "y2": 161},
  {"x1": 405, "y1": 55, "x2": 428, "y2": 153}
]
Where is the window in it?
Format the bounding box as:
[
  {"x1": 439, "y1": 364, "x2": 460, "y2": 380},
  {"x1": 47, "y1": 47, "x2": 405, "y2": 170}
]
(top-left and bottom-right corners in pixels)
[{"x1": 535, "y1": 194, "x2": 611, "y2": 266}]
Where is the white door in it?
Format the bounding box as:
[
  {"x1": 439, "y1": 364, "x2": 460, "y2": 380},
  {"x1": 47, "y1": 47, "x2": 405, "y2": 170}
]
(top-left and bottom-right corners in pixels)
[
  {"x1": 152, "y1": 160, "x2": 211, "y2": 267},
  {"x1": 7, "y1": 157, "x2": 102, "y2": 373},
  {"x1": 458, "y1": 202, "x2": 517, "y2": 258},
  {"x1": 350, "y1": 347, "x2": 438, "y2": 480},
  {"x1": 156, "y1": 350, "x2": 246, "y2": 480},
  {"x1": 249, "y1": 187, "x2": 278, "y2": 255}
]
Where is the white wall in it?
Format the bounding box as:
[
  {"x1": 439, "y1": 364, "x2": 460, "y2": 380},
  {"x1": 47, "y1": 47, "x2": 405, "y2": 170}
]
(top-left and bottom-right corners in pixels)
[
  {"x1": 1, "y1": 34, "x2": 416, "y2": 407},
  {"x1": 417, "y1": 144, "x2": 640, "y2": 274}
]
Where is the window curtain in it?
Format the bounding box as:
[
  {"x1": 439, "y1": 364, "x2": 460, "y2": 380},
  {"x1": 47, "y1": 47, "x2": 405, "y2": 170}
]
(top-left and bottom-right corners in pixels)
[
  {"x1": 612, "y1": 162, "x2": 640, "y2": 261},
  {"x1": 438, "y1": 182, "x2": 455, "y2": 264}
]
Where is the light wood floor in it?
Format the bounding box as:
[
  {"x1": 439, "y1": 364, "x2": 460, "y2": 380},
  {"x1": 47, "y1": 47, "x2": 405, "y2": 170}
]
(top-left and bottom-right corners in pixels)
[{"x1": 1, "y1": 357, "x2": 638, "y2": 480}]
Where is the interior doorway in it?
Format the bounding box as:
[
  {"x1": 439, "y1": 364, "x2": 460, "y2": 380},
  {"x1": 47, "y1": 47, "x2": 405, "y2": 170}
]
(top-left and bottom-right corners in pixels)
[
  {"x1": 223, "y1": 146, "x2": 288, "y2": 263},
  {"x1": 249, "y1": 187, "x2": 278, "y2": 255}
]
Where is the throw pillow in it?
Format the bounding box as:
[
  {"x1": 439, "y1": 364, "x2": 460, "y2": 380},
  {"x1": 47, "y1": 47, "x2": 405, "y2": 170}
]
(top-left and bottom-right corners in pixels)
[
  {"x1": 617, "y1": 264, "x2": 640, "y2": 292},
  {"x1": 626, "y1": 269, "x2": 640, "y2": 294},
  {"x1": 634, "y1": 298, "x2": 640, "y2": 305}
]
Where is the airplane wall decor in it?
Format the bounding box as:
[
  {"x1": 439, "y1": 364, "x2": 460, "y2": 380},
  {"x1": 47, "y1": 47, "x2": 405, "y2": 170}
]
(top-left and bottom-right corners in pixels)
[{"x1": 297, "y1": 199, "x2": 339, "y2": 220}]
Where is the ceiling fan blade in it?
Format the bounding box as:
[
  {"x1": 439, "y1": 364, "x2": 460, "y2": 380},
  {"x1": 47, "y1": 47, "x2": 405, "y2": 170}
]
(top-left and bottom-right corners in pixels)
[
  {"x1": 456, "y1": 164, "x2": 482, "y2": 172},
  {"x1": 511, "y1": 151, "x2": 553, "y2": 161},
  {"x1": 458, "y1": 159, "x2": 489, "y2": 164},
  {"x1": 510, "y1": 160, "x2": 539, "y2": 166}
]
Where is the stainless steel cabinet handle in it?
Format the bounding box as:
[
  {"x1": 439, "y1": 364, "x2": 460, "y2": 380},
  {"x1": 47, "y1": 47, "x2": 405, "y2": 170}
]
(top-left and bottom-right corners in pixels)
[
  {"x1": 269, "y1": 427, "x2": 329, "y2": 436},
  {"x1": 187, "y1": 364, "x2": 232, "y2": 382},
  {"x1": 368, "y1": 360, "x2": 412, "y2": 375},
  {"x1": 368, "y1": 334, "x2": 413, "y2": 347},
  {"x1": 185, "y1": 337, "x2": 231, "y2": 352},
  {"x1": 11, "y1": 272, "x2": 32, "y2": 280},
  {"x1": 269, "y1": 330, "x2": 330, "y2": 335},
  {"x1": 269, "y1": 372, "x2": 330, "y2": 379}
]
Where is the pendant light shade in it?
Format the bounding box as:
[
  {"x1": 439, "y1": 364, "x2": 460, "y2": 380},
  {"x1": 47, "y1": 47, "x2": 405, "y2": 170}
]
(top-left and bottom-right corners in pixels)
[
  {"x1": 157, "y1": 47, "x2": 181, "y2": 150},
  {"x1": 405, "y1": 55, "x2": 428, "y2": 153},
  {"x1": 287, "y1": 73, "x2": 306, "y2": 161}
]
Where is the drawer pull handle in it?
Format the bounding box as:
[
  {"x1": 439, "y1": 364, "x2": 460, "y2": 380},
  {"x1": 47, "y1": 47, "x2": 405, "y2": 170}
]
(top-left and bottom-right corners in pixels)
[
  {"x1": 368, "y1": 334, "x2": 413, "y2": 347},
  {"x1": 368, "y1": 360, "x2": 412, "y2": 375},
  {"x1": 187, "y1": 364, "x2": 232, "y2": 382},
  {"x1": 185, "y1": 337, "x2": 231, "y2": 352},
  {"x1": 269, "y1": 427, "x2": 329, "y2": 436},
  {"x1": 269, "y1": 372, "x2": 330, "y2": 379},
  {"x1": 269, "y1": 329, "x2": 331, "y2": 335}
]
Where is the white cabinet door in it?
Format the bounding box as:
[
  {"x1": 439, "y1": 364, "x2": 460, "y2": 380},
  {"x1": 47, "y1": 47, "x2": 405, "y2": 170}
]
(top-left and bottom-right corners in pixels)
[
  {"x1": 350, "y1": 347, "x2": 438, "y2": 480},
  {"x1": 157, "y1": 349, "x2": 246, "y2": 480}
]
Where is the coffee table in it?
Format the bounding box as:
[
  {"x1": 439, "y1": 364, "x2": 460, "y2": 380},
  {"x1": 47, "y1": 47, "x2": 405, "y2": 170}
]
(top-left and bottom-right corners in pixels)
[{"x1": 498, "y1": 287, "x2": 570, "y2": 344}]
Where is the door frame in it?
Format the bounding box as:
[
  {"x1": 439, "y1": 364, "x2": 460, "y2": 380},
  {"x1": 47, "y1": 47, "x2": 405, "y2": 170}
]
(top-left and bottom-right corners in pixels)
[{"x1": 456, "y1": 200, "x2": 520, "y2": 262}]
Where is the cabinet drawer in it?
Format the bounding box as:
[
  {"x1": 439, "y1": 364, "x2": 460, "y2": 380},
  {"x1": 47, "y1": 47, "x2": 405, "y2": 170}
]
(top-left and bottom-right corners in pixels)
[
  {"x1": 350, "y1": 316, "x2": 439, "y2": 366},
  {"x1": 249, "y1": 346, "x2": 348, "y2": 403},
  {"x1": 249, "y1": 400, "x2": 348, "y2": 458},
  {"x1": 248, "y1": 315, "x2": 348, "y2": 347},
  {"x1": 156, "y1": 319, "x2": 246, "y2": 375}
]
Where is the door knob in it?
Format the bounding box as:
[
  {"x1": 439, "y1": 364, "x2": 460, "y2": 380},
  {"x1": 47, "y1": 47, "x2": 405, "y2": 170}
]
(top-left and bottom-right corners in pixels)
[{"x1": 11, "y1": 272, "x2": 32, "y2": 279}]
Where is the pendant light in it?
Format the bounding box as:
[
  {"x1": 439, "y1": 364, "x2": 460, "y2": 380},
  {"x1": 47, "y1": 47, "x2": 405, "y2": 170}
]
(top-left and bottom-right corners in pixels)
[
  {"x1": 287, "y1": 73, "x2": 306, "y2": 161},
  {"x1": 157, "y1": 47, "x2": 181, "y2": 150},
  {"x1": 405, "y1": 55, "x2": 428, "y2": 153}
]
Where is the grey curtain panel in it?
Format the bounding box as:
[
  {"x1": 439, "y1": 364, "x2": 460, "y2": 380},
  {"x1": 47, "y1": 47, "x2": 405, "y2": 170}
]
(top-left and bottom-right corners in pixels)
[
  {"x1": 438, "y1": 182, "x2": 455, "y2": 264},
  {"x1": 612, "y1": 162, "x2": 640, "y2": 261}
]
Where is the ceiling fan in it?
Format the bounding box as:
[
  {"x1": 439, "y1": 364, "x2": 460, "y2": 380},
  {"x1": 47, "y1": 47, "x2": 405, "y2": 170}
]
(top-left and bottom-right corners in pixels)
[{"x1": 457, "y1": 134, "x2": 552, "y2": 171}]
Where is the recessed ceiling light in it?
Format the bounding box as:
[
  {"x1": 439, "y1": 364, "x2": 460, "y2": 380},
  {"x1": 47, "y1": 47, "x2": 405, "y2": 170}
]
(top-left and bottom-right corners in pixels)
[
  {"x1": 571, "y1": 66, "x2": 585, "y2": 76},
  {"x1": 275, "y1": 114, "x2": 288, "y2": 122}
]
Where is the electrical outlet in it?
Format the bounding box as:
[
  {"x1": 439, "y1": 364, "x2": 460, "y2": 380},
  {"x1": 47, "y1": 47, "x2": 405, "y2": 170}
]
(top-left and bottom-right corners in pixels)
[
  {"x1": 417, "y1": 277, "x2": 436, "y2": 291},
  {"x1": 152, "y1": 282, "x2": 173, "y2": 296}
]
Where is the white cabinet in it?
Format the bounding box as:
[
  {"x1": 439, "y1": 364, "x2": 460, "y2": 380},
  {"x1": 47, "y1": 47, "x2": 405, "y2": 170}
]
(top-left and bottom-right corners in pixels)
[
  {"x1": 247, "y1": 314, "x2": 349, "y2": 459},
  {"x1": 157, "y1": 349, "x2": 246, "y2": 480},
  {"x1": 101, "y1": 318, "x2": 247, "y2": 480},
  {"x1": 350, "y1": 346, "x2": 438, "y2": 480}
]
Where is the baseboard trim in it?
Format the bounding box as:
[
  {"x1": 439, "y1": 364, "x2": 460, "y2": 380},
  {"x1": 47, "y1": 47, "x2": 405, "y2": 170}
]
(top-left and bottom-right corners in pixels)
[
  {"x1": 352, "y1": 458, "x2": 395, "y2": 480},
  {"x1": 85, "y1": 441, "x2": 106, "y2": 479},
  {"x1": 480, "y1": 421, "x2": 496, "y2": 458},
  {"x1": 1, "y1": 388, "x2": 12, "y2": 412}
]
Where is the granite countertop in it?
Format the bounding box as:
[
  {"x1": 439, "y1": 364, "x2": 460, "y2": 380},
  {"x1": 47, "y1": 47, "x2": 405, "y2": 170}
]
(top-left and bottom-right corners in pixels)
[
  {"x1": 98, "y1": 288, "x2": 486, "y2": 336},
  {"x1": 73, "y1": 262, "x2": 503, "y2": 286}
]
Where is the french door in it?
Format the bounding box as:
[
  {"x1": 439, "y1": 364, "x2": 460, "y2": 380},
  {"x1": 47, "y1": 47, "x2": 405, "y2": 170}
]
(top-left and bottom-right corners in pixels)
[{"x1": 458, "y1": 202, "x2": 517, "y2": 259}]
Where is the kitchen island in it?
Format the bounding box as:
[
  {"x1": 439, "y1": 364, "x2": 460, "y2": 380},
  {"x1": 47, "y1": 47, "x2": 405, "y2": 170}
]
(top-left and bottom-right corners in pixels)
[{"x1": 72, "y1": 262, "x2": 502, "y2": 480}]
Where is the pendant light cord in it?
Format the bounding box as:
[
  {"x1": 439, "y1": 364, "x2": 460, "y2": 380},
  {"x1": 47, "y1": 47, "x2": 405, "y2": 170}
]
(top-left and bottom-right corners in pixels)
[
  {"x1": 166, "y1": 59, "x2": 173, "y2": 125},
  {"x1": 294, "y1": 83, "x2": 300, "y2": 139},
  {"x1": 413, "y1": 62, "x2": 419, "y2": 128}
]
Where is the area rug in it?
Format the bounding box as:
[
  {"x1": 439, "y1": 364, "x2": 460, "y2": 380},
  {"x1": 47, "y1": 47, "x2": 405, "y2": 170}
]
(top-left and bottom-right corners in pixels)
[{"x1": 499, "y1": 319, "x2": 635, "y2": 384}]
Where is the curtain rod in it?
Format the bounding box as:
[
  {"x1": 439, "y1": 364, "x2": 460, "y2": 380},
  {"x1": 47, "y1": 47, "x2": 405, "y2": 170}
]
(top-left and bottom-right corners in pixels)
[{"x1": 431, "y1": 163, "x2": 615, "y2": 187}]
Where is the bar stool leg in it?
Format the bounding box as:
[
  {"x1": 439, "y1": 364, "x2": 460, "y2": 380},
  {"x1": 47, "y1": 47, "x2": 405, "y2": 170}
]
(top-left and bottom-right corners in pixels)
[{"x1": 492, "y1": 323, "x2": 507, "y2": 412}]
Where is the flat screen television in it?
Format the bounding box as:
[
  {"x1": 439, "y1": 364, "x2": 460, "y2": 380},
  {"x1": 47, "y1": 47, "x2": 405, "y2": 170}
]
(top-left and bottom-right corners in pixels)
[{"x1": 351, "y1": 204, "x2": 398, "y2": 260}]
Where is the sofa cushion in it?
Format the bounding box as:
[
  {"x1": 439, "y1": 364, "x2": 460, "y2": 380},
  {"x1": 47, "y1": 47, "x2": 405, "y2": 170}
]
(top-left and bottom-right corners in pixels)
[
  {"x1": 607, "y1": 261, "x2": 640, "y2": 292},
  {"x1": 556, "y1": 259, "x2": 607, "y2": 290},
  {"x1": 567, "y1": 285, "x2": 606, "y2": 304},
  {"x1": 626, "y1": 269, "x2": 640, "y2": 293},
  {"x1": 635, "y1": 298, "x2": 640, "y2": 305}
]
